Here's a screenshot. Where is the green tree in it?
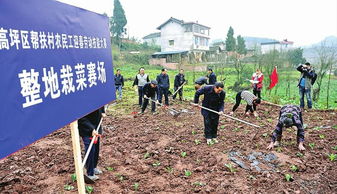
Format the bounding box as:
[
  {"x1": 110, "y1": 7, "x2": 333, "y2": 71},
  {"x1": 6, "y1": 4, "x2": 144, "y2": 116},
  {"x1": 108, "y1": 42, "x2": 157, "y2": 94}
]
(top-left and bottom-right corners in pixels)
[
  {"x1": 225, "y1": 26, "x2": 236, "y2": 52},
  {"x1": 313, "y1": 42, "x2": 337, "y2": 104},
  {"x1": 231, "y1": 55, "x2": 246, "y2": 84},
  {"x1": 287, "y1": 48, "x2": 306, "y2": 67},
  {"x1": 111, "y1": 0, "x2": 127, "y2": 46},
  {"x1": 258, "y1": 50, "x2": 283, "y2": 95},
  {"x1": 236, "y1": 35, "x2": 247, "y2": 55}
]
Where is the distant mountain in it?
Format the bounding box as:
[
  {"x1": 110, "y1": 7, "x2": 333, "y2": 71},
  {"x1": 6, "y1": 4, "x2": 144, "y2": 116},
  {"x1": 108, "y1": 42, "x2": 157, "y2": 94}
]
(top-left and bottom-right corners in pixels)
[
  {"x1": 212, "y1": 36, "x2": 337, "y2": 61},
  {"x1": 303, "y1": 36, "x2": 337, "y2": 62},
  {"x1": 305, "y1": 36, "x2": 337, "y2": 48}
]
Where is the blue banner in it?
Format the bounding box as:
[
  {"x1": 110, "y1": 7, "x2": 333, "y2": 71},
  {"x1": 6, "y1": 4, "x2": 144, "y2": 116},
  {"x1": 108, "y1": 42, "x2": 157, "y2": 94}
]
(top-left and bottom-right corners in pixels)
[{"x1": 0, "y1": 0, "x2": 116, "y2": 159}]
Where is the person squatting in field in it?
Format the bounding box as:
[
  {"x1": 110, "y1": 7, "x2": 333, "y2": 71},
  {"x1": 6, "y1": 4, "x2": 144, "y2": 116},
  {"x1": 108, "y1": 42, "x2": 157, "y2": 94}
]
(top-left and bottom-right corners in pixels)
[
  {"x1": 194, "y1": 82, "x2": 225, "y2": 145},
  {"x1": 267, "y1": 105, "x2": 306, "y2": 151},
  {"x1": 230, "y1": 90, "x2": 261, "y2": 117}
]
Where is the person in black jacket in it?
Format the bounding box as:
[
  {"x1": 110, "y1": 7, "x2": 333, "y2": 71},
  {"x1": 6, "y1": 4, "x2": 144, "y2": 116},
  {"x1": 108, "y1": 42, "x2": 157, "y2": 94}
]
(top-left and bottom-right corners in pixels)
[
  {"x1": 194, "y1": 76, "x2": 208, "y2": 90},
  {"x1": 297, "y1": 62, "x2": 315, "y2": 109},
  {"x1": 194, "y1": 82, "x2": 225, "y2": 145},
  {"x1": 78, "y1": 107, "x2": 106, "y2": 181},
  {"x1": 141, "y1": 80, "x2": 159, "y2": 114},
  {"x1": 156, "y1": 68, "x2": 170, "y2": 106},
  {"x1": 114, "y1": 69, "x2": 124, "y2": 100},
  {"x1": 207, "y1": 68, "x2": 217, "y2": 85},
  {"x1": 173, "y1": 69, "x2": 186, "y2": 101}
]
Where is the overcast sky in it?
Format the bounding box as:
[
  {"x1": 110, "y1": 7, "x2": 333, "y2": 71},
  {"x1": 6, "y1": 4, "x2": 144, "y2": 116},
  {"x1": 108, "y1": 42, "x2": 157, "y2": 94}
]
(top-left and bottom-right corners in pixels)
[{"x1": 58, "y1": 0, "x2": 337, "y2": 46}]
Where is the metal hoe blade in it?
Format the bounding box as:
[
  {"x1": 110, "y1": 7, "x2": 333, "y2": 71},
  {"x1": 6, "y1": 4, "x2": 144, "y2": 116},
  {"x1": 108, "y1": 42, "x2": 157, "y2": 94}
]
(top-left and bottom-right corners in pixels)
[{"x1": 144, "y1": 96, "x2": 181, "y2": 118}]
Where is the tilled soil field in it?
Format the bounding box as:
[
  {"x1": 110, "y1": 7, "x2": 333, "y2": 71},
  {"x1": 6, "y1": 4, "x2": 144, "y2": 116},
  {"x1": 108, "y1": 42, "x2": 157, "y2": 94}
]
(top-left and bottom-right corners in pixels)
[{"x1": 1, "y1": 101, "x2": 336, "y2": 193}]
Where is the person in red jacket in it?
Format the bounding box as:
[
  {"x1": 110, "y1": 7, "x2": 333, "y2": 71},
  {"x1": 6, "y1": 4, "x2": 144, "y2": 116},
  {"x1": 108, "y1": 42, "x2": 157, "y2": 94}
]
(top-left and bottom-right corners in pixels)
[{"x1": 250, "y1": 69, "x2": 264, "y2": 99}]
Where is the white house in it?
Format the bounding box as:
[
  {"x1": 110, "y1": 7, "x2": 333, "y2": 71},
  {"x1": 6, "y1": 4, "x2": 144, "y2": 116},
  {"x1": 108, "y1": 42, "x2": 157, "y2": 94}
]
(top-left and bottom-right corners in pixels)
[
  {"x1": 143, "y1": 32, "x2": 161, "y2": 46},
  {"x1": 143, "y1": 17, "x2": 211, "y2": 52},
  {"x1": 156, "y1": 17, "x2": 210, "y2": 52},
  {"x1": 145, "y1": 17, "x2": 211, "y2": 68},
  {"x1": 261, "y1": 39, "x2": 294, "y2": 54}
]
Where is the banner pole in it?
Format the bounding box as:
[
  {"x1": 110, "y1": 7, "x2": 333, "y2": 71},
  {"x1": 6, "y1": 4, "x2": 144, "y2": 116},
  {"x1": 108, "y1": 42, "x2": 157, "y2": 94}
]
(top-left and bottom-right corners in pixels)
[{"x1": 70, "y1": 121, "x2": 86, "y2": 194}]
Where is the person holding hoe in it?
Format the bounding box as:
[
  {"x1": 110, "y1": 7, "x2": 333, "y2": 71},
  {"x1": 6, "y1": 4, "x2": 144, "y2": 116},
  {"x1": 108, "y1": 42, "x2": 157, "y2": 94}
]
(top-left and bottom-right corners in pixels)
[
  {"x1": 173, "y1": 69, "x2": 186, "y2": 101},
  {"x1": 194, "y1": 82, "x2": 225, "y2": 145},
  {"x1": 194, "y1": 76, "x2": 208, "y2": 90},
  {"x1": 267, "y1": 104, "x2": 306, "y2": 151},
  {"x1": 78, "y1": 107, "x2": 106, "y2": 181},
  {"x1": 141, "y1": 80, "x2": 159, "y2": 114}
]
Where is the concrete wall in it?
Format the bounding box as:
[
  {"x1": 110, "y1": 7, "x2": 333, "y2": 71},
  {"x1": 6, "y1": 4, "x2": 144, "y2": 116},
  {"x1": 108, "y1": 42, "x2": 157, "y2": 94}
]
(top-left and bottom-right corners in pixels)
[
  {"x1": 149, "y1": 57, "x2": 207, "y2": 71},
  {"x1": 149, "y1": 58, "x2": 166, "y2": 66}
]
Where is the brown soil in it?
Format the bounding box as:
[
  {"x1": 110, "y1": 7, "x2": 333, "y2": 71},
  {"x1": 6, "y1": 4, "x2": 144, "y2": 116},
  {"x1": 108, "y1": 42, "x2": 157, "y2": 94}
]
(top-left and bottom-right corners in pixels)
[{"x1": 1, "y1": 101, "x2": 336, "y2": 193}]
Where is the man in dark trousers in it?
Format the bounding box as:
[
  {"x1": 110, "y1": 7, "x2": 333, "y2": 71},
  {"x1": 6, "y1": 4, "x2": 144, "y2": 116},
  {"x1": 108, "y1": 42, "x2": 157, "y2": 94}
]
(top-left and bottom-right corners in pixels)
[
  {"x1": 173, "y1": 69, "x2": 186, "y2": 101},
  {"x1": 141, "y1": 80, "x2": 159, "y2": 114},
  {"x1": 297, "y1": 62, "x2": 315, "y2": 109},
  {"x1": 267, "y1": 105, "x2": 305, "y2": 151},
  {"x1": 114, "y1": 69, "x2": 124, "y2": 100},
  {"x1": 207, "y1": 68, "x2": 217, "y2": 85},
  {"x1": 230, "y1": 90, "x2": 261, "y2": 117},
  {"x1": 132, "y1": 67, "x2": 150, "y2": 106},
  {"x1": 194, "y1": 76, "x2": 208, "y2": 90},
  {"x1": 78, "y1": 107, "x2": 106, "y2": 181},
  {"x1": 157, "y1": 68, "x2": 170, "y2": 106},
  {"x1": 194, "y1": 82, "x2": 225, "y2": 145}
]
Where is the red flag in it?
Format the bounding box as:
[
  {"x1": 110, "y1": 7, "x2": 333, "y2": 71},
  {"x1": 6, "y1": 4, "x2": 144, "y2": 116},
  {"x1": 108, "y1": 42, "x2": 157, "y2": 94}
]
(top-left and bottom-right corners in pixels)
[{"x1": 269, "y1": 66, "x2": 278, "y2": 89}]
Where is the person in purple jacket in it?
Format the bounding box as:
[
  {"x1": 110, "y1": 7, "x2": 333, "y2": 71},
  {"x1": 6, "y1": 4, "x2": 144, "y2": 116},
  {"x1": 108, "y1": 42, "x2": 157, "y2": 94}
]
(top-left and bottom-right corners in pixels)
[
  {"x1": 194, "y1": 82, "x2": 225, "y2": 145},
  {"x1": 267, "y1": 105, "x2": 306, "y2": 151}
]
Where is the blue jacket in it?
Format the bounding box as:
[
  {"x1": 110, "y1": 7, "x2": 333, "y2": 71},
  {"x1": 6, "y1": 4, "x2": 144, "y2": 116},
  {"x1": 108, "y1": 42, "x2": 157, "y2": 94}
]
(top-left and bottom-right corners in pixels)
[
  {"x1": 208, "y1": 72, "x2": 217, "y2": 85},
  {"x1": 174, "y1": 73, "x2": 185, "y2": 87},
  {"x1": 195, "y1": 77, "x2": 208, "y2": 85},
  {"x1": 297, "y1": 65, "x2": 315, "y2": 89},
  {"x1": 156, "y1": 73, "x2": 170, "y2": 89},
  {"x1": 194, "y1": 85, "x2": 225, "y2": 117},
  {"x1": 114, "y1": 74, "x2": 124, "y2": 86}
]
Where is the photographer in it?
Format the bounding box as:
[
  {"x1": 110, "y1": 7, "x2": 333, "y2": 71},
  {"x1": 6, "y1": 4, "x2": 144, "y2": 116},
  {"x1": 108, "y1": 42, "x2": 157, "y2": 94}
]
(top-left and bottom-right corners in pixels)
[{"x1": 297, "y1": 62, "x2": 315, "y2": 109}]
